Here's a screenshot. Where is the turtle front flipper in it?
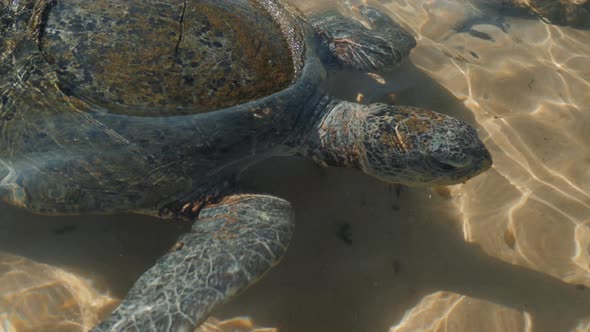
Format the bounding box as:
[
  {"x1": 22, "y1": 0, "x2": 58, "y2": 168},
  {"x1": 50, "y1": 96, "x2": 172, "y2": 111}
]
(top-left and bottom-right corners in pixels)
[
  {"x1": 92, "y1": 194, "x2": 294, "y2": 332},
  {"x1": 310, "y1": 6, "x2": 416, "y2": 71},
  {"x1": 299, "y1": 98, "x2": 492, "y2": 186}
]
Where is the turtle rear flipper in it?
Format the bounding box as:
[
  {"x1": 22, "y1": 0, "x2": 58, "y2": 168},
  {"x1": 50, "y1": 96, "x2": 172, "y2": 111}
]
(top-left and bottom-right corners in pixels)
[
  {"x1": 92, "y1": 194, "x2": 294, "y2": 332},
  {"x1": 311, "y1": 6, "x2": 416, "y2": 71}
]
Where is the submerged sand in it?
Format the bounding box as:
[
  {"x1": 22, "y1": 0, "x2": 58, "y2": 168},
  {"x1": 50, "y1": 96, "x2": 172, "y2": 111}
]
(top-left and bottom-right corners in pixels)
[{"x1": 1, "y1": 0, "x2": 589, "y2": 331}]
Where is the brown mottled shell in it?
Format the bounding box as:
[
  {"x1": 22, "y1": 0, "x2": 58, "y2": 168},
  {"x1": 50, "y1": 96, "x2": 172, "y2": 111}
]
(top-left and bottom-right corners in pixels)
[{"x1": 40, "y1": 0, "x2": 296, "y2": 115}]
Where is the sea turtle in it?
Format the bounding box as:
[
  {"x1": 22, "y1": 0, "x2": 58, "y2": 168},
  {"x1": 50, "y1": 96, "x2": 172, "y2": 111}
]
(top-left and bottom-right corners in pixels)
[{"x1": 0, "y1": 0, "x2": 492, "y2": 330}]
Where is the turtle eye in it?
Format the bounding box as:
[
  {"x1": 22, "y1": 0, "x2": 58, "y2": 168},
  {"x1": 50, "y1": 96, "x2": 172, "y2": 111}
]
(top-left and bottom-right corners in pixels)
[
  {"x1": 432, "y1": 160, "x2": 458, "y2": 171},
  {"x1": 431, "y1": 157, "x2": 474, "y2": 172}
]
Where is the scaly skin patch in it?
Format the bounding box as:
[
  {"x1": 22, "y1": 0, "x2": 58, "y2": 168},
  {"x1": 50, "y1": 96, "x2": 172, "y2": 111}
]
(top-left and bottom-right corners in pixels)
[{"x1": 40, "y1": 0, "x2": 295, "y2": 114}]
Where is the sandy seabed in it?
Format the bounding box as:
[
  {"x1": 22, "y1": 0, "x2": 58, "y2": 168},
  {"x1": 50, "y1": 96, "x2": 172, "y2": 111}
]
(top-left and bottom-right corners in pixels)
[{"x1": 1, "y1": 0, "x2": 589, "y2": 331}]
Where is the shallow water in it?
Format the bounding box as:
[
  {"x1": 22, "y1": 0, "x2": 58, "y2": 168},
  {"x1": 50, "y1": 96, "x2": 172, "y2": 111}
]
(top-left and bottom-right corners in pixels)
[{"x1": 1, "y1": 0, "x2": 590, "y2": 331}]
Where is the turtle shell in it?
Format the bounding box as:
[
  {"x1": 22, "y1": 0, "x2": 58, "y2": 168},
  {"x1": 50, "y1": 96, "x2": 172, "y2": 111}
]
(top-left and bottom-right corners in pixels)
[{"x1": 39, "y1": 0, "x2": 296, "y2": 115}]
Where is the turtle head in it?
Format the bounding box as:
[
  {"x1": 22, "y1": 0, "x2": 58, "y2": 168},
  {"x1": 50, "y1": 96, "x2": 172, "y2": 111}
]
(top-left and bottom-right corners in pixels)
[
  {"x1": 359, "y1": 105, "x2": 492, "y2": 186},
  {"x1": 303, "y1": 100, "x2": 492, "y2": 186}
]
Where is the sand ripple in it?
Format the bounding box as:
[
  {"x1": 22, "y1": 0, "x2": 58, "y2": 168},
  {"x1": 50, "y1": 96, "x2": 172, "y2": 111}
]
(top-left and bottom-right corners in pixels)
[
  {"x1": 0, "y1": 253, "x2": 116, "y2": 332},
  {"x1": 389, "y1": 291, "x2": 532, "y2": 332}
]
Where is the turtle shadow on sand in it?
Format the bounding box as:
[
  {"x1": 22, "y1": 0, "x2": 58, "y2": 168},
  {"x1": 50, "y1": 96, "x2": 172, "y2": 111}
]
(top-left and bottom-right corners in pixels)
[
  {"x1": 228, "y1": 157, "x2": 590, "y2": 332},
  {"x1": 0, "y1": 202, "x2": 188, "y2": 297},
  {"x1": 4, "y1": 160, "x2": 588, "y2": 332},
  {"x1": 323, "y1": 59, "x2": 480, "y2": 131}
]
